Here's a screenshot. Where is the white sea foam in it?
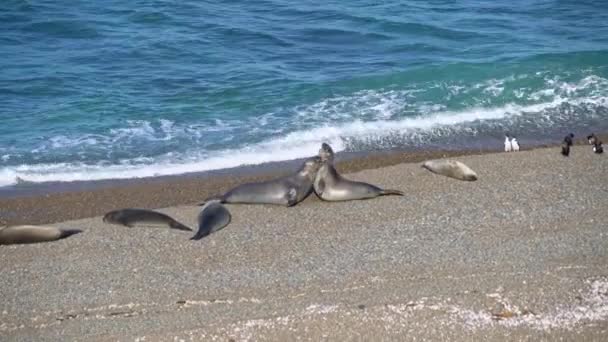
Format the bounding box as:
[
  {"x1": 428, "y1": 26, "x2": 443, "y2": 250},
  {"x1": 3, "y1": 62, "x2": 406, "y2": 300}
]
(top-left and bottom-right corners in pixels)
[{"x1": 1, "y1": 74, "x2": 607, "y2": 187}]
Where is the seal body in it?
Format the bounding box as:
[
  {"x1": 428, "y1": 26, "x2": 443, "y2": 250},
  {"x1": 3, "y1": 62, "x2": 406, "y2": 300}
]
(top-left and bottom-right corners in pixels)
[
  {"x1": 102, "y1": 208, "x2": 192, "y2": 231},
  {"x1": 203, "y1": 157, "x2": 322, "y2": 207},
  {"x1": 0, "y1": 225, "x2": 82, "y2": 245},
  {"x1": 191, "y1": 201, "x2": 231, "y2": 240},
  {"x1": 422, "y1": 160, "x2": 478, "y2": 181},
  {"x1": 314, "y1": 143, "x2": 403, "y2": 201}
]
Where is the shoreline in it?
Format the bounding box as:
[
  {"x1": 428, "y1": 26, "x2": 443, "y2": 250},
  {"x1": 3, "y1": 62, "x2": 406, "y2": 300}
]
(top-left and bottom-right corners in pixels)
[
  {"x1": 0, "y1": 136, "x2": 598, "y2": 226},
  {"x1": 0, "y1": 146, "x2": 504, "y2": 226}
]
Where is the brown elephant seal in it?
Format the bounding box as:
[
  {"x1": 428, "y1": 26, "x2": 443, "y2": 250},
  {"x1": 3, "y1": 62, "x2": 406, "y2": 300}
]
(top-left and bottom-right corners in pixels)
[
  {"x1": 0, "y1": 225, "x2": 82, "y2": 245},
  {"x1": 191, "y1": 200, "x2": 231, "y2": 241},
  {"x1": 200, "y1": 156, "x2": 322, "y2": 207},
  {"x1": 314, "y1": 143, "x2": 404, "y2": 201},
  {"x1": 421, "y1": 160, "x2": 478, "y2": 181},
  {"x1": 102, "y1": 208, "x2": 192, "y2": 231}
]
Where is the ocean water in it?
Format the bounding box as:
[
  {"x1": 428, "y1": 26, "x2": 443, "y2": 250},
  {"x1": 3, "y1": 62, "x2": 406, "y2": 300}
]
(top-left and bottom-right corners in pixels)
[{"x1": 1, "y1": 0, "x2": 608, "y2": 187}]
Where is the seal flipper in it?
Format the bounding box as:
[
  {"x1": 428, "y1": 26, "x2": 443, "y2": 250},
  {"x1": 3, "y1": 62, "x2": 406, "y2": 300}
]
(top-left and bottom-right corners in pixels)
[
  {"x1": 379, "y1": 189, "x2": 404, "y2": 196},
  {"x1": 316, "y1": 178, "x2": 325, "y2": 196},
  {"x1": 285, "y1": 187, "x2": 298, "y2": 207},
  {"x1": 58, "y1": 229, "x2": 83, "y2": 240},
  {"x1": 169, "y1": 220, "x2": 193, "y2": 231}
]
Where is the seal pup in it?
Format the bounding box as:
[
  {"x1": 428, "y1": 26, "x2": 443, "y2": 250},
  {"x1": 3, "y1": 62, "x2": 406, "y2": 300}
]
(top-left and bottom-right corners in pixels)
[
  {"x1": 504, "y1": 135, "x2": 512, "y2": 152},
  {"x1": 191, "y1": 200, "x2": 231, "y2": 240},
  {"x1": 201, "y1": 156, "x2": 322, "y2": 207},
  {"x1": 511, "y1": 137, "x2": 520, "y2": 152},
  {"x1": 0, "y1": 225, "x2": 82, "y2": 245},
  {"x1": 314, "y1": 143, "x2": 404, "y2": 201},
  {"x1": 587, "y1": 133, "x2": 598, "y2": 145},
  {"x1": 103, "y1": 208, "x2": 192, "y2": 231},
  {"x1": 422, "y1": 160, "x2": 478, "y2": 181},
  {"x1": 561, "y1": 133, "x2": 574, "y2": 156}
]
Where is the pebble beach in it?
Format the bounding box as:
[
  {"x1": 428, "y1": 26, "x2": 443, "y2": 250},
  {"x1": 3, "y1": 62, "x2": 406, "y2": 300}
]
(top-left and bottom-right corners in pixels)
[{"x1": 1, "y1": 145, "x2": 607, "y2": 341}]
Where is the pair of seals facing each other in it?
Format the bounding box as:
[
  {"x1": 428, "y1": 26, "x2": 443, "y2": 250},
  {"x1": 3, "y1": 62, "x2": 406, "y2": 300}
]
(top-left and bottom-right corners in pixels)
[
  {"x1": 421, "y1": 160, "x2": 478, "y2": 182},
  {"x1": 103, "y1": 207, "x2": 231, "y2": 241},
  {"x1": 0, "y1": 225, "x2": 82, "y2": 245},
  {"x1": 314, "y1": 143, "x2": 404, "y2": 201},
  {"x1": 201, "y1": 156, "x2": 322, "y2": 206}
]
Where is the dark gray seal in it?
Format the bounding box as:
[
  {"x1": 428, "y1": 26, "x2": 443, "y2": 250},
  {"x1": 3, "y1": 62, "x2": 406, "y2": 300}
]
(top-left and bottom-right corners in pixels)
[
  {"x1": 201, "y1": 156, "x2": 322, "y2": 207},
  {"x1": 191, "y1": 200, "x2": 231, "y2": 240},
  {"x1": 102, "y1": 208, "x2": 192, "y2": 231},
  {"x1": 0, "y1": 225, "x2": 82, "y2": 245},
  {"x1": 314, "y1": 143, "x2": 404, "y2": 201}
]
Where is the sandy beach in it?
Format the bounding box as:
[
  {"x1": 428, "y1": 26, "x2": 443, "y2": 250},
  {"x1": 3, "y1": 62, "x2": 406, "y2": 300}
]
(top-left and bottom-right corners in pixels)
[{"x1": 1, "y1": 145, "x2": 607, "y2": 341}]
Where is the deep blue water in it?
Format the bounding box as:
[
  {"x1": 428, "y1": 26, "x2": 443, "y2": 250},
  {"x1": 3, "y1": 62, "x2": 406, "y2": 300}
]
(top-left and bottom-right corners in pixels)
[{"x1": 1, "y1": 0, "x2": 608, "y2": 186}]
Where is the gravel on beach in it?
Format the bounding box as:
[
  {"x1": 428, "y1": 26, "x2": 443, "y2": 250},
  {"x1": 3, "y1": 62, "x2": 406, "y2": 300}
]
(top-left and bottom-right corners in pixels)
[{"x1": 1, "y1": 146, "x2": 607, "y2": 341}]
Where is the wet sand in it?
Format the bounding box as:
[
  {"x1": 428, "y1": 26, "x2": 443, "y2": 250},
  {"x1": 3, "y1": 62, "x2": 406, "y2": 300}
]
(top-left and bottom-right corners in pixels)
[
  {"x1": 0, "y1": 147, "x2": 500, "y2": 226},
  {"x1": 1, "y1": 145, "x2": 607, "y2": 341}
]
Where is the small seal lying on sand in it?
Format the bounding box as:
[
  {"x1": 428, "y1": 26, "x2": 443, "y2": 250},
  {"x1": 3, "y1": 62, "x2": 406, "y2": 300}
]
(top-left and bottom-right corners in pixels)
[
  {"x1": 0, "y1": 225, "x2": 82, "y2": 245},
  {"x1": 422, "y1": 160, "x2": 478, "y2": 181},
  {"x1": 201, "y1": 156, "x2": 322, "y2": 207},
  {"x1": 103, "y1": 208, "x2": 192, "y2": 231},
  {"x1": 314, "y1": 143, "x2": 404, "y2": 201},
  {"x1": 191, "y1": 200, "x2": 231, "y2": 241}
]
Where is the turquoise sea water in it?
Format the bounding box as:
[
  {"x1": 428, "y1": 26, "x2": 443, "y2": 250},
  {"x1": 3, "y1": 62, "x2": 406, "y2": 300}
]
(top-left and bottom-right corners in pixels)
[{"x1": 1, "y1": 0, "x2": 608, "y2": 186}]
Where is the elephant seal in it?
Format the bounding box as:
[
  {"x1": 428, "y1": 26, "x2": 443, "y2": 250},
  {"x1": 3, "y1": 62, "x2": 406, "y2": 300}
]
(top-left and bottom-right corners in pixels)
[
  {"x1": 103, "y1": 208, "x2": 192, "y2": 231},
  {"x1": 422, "y1": 160, "x2": 478, "y2": 181},
  {"x1": 191, "y1": 200, "x2": 231, "y2": 240},
  {"x1": 200, "y1": 156, "x2": 322, "y2": 207},
  {"x1": 314, "y1": 143, "x2": 404, "y2": 201},
  {"x1": 0, "y1": 225, "x2": 82, "y2": 245}
]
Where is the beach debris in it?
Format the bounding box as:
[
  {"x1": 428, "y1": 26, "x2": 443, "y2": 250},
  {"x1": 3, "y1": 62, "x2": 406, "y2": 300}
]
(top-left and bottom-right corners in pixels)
[
  {"x1": 561, "y1": 133, "x2": 574, "y2": 156},
  {"x1": 191, "y1": 200, "x2": 231, "y2": 241},
  {"x1": 102, "y1": 208, "x2": 192, "y2": 231},
  {"x1": 421, "y1": 159, "x2": 478, "y2": 181},
  {"x1": 0, "y1": 225, "x2": 82, "y2": 245}
]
